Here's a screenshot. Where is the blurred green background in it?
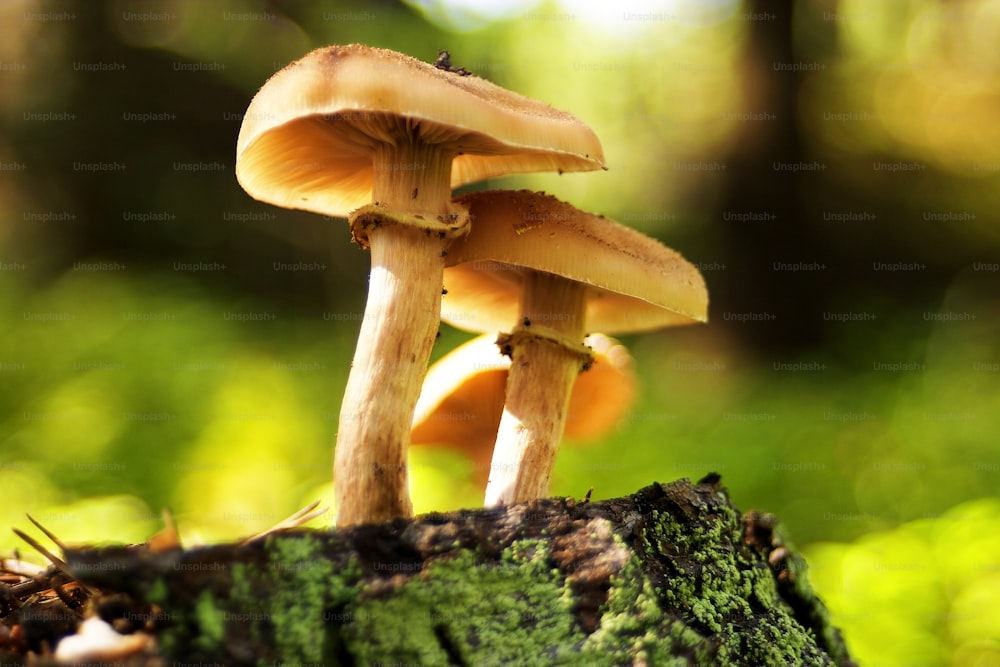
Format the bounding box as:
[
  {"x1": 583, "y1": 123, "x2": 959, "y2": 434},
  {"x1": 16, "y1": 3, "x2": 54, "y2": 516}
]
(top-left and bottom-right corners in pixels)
[{"x1": 1, "y1": 0, "x2": 998, "y2": 663}]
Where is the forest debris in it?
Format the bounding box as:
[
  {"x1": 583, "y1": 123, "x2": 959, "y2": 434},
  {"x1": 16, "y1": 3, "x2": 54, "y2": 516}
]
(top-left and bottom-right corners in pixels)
[
  {"x1": 239, "y1": 500, "x2": 328, "y2": 545},
  {"x1": 145, "y1": 509, "x2": 182, "y2": 554},
  {"x1": 52, "y1": 616, "x2": 153, "y2": 664}
]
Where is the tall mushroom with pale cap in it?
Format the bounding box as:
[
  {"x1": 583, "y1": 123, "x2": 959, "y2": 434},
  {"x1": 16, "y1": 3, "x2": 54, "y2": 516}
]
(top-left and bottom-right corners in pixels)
[
  {"x1": 411, "y1": 333, "x2": 637, "y2": 487},
  {"x1": 441, "y1": 190, "x2": 708, "y2": 506},
  {"x1": 234, "y1": 45, "x2": 604, "y2": 526}
]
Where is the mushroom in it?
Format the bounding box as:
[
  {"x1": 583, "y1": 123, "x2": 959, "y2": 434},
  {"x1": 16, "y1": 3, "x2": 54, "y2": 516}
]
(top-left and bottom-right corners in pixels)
[
  {"x1": 440, "y1": 190, "x2": 708, "y2": 506},
  {"x1": 411, "y1": 333, "x2": 637, "y2": 487},
  {"x1": 235, "y1": 45, "x2": 604, "y2": 526}
]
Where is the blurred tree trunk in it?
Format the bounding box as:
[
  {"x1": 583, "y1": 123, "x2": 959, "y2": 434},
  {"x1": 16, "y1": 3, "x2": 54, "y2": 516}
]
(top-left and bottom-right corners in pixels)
[
  {"x1": 715, "y1": 0, "x2": 834, "y2": 351},
  {"x1": 67, "y1": 478, "x2": 855, "y2": 666}
]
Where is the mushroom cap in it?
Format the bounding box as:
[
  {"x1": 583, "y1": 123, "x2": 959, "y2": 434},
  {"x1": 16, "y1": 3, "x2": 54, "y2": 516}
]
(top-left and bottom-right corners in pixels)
[
  {"x1": 411, "y1": 333, "x2": 636, "y2": 475},
  {"x1": 236, "y1": 45, "x2": 606, "y2": 217},
  {"x1": 441, "y1": 190, "x2": 709, "y2": 335}
]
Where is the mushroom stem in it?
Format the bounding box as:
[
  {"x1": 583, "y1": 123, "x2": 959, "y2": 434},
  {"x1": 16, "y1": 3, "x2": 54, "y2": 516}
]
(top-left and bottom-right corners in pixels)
[
  {"x1": 484, "y1": 271, "x2": 588, "y2": 506},
  {"x1": 334, "y1": 141, "x2": 458, "y2": 526},
  {"x1": 371, "y1": 138, "x2": 455, "y2": 213}
]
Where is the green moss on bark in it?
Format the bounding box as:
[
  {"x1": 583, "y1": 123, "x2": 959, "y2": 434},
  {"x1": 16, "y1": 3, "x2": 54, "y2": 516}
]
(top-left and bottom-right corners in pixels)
[
  {"x1": 192, "y1": 590, "x2": 225, "y2": 651},
  {"x1": 65, "y1": 479, "x2": 854, "y2": 666}
]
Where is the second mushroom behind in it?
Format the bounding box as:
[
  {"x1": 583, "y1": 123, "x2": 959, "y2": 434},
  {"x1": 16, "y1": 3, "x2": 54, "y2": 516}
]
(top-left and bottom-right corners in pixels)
[
  {"x1": 411, "y1": 333, "x2": 638, "y2": 488},
  {"x1": 441, "y1": 190, "x2": 709, "y2": 506}
]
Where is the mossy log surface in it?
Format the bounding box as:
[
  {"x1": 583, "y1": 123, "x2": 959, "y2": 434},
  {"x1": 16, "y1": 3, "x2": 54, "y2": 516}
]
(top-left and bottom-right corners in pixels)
[{"x1": 65, "y1": 477, "x2": 856, "y2": 666}]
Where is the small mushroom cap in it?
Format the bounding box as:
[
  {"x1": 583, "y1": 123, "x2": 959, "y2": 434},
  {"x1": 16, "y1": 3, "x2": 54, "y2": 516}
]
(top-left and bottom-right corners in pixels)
[
  {"x1": 236, "y1": 44, "x2": 605, "y2": 217},
  {"x1": 566, "y1": 333, "x2": 638, "y2": 436},
  {"x1": 441, "y1": 190, "x2": 709, "y2": 334},
  {"x1": 411, "y1": 333, "x2": 637, "y2": 478},
  {"x1": 411, "y1": 334, "x2": 508, "y2": 452}
]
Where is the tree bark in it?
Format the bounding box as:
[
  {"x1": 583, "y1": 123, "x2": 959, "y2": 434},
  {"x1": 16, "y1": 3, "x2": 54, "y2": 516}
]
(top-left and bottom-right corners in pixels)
[{"x1": 64, "y1": 477, "x2": 856, "y2": 666}]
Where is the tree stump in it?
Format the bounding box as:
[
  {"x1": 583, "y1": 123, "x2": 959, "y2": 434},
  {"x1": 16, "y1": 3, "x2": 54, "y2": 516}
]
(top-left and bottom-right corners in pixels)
[{"x1": 53, "y1": 477, "x2": 854, "y2": 665}]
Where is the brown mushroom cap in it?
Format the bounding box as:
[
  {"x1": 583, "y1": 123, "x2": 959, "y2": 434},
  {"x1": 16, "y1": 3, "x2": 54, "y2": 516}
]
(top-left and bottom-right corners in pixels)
[
  {"x1": 441, "y1": 190, "x2": 709, "y2": 335},
  {"x1": 236, "y1": 45, "x2": 606, "y2": 217},
  {"x1": 411, "y1": 333, "x2": 637, "y2": 481}
]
